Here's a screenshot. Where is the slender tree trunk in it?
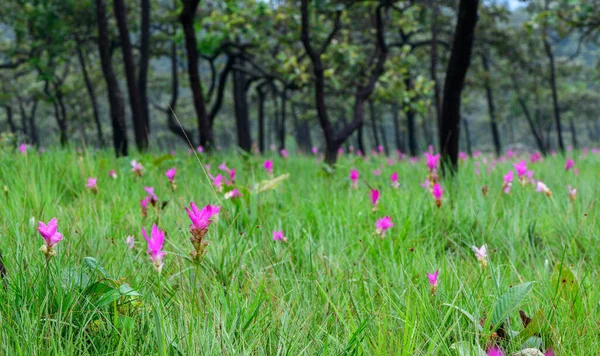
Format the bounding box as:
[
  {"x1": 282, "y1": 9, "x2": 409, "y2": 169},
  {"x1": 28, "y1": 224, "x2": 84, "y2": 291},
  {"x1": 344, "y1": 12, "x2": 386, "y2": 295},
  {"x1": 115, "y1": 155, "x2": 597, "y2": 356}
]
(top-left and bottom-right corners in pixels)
[
  {"x1": 55, "y1": 86, "x2": 69, "y2": 146},
  {"x1": 180, "y1": 0, "x2": 214, "y2": 149},
  {"x1": 95, "y1": 0, "x2": 128, "y2": 156},
  {"x1": 232, "y1": 57, "x2": 251, "y2": 152},
  {"x1": 139, "y1": 0, "x2": 151, "y2": 133},
  {"x1": 19, "y1": 102, "x2": 28, "y2": 139},
  {"x1": 391, "y1": 103, "x2": 405, "y2": 153},
  {"x1": 166, "y1": 40, "x2": 195, "y2": 145},
  {"x1": 257, "y1": 86, "x2": 266, "y2": 153},
  {"x1": 543, "y1": 37, "x2": 564, "y2": 153},
  {"x1": 4, "y1": 106, "x2": 16, "y2": 134},
  {"x1": 369, "y1": 100, "x2": 380, "y2": 150},
  {"x1": 463, "y1": 118, "x2": 472, "y2": 156},
  {"x1": 379, "y1": 117, "x2": 389, "y2": 156},
  {"x1": 279, "y1": 89, "x2": 287, "y2": 150},
  {"x1": 76, "y1": 44, "x2": 105, "y2": 147},
  {"x1": 481, "y1": 52, "x2": 501, "y2": 156},
  {"x1": 114, "y1": 0, "x2": 148, "y2": 151},
  {"x1": 511, "y1": 75, "x2": 546, "y2": 154},
  {"x1": 20, "y1": 101, "x2": 39, "y2": 147},
  {"x1": 357, "y1": 122, "x2": 365, "y2": 155},
  {"x1": 431, "y1": 0, "x2": 441, "y2": 131},
  {"x1": 439, "y1": 0, "x2": 480, "y2": 172},
  {"x1": 568, "y1": 116, "x2": 577, "y2": 149}
]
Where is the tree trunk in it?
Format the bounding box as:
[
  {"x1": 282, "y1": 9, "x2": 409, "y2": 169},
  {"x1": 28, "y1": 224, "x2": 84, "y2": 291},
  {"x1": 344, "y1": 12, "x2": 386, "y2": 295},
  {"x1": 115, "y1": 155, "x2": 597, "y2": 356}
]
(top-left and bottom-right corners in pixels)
[
  {"x1": 369, "y1": 100, "x2": 380, "y2": 150},
  {"x1": 95, "y1": 0, "x2": 128, "y2": 156},
  {"x1": 139, "y1": 0, "x2": 151, "y2": 133},
  {"x1": 481, "y1": 52, "x2": 501, "y2": 157},
  {"x1": 439, "y1": 0, "x2": 479, "y2": 172},
  {"x1": 114, "y1": 0, "x2": 148, "y2": 151},
  {"x1": 568, "y1": 116, "x2": 577, "y2": 149},
  {"x1": 166, "y1": 40, "x2": 195, "y2": 145},
  {"x1": 357, "y1": 122, "x2": 365, "y2": 155},
  {"x1": 431, "y1": 0, "x2": 441, "y2": 132},
  {"x1": 511, "y1": 75, "x2": 546, "y2": 155},
  {"x1": 19, "y1": 102, "x2": 29, "y2": 139},
  {"x1": 379, "y1": 117, "x2": 389, "y2": 156},
  {"x1": 257, "y1": 86, "x2": 266, "y2": 153},
  {"x1": 20, "y1": 101, "x2": 39, "y2": 147},
  {"x1": 76, "y1": 44, "x2": 105, "y2": 147},
  {"x1": 543, "y1": 37, "x2": 565, "y2": 153},
  {"x1": 4, "y1": 106, "x2": 16, "y2": 134},
  {"x1": 391, "y1": 103, "x2": 405, "y2": 153},
  {"x1": 463, "y1": 118, "x2": 472, "y2": 156},
  {"x1": 180, "y1": 0, "x2": 214, "y2": 149},
  {"x1": 55, "y1": 85, "x2": 69, "y2": 146},
  {"x1": 232, "y1": 57, "x2": 251, "y2": 152},
  {"x1": 279, "y1": 89, "x2": 287, "y2": 150}
]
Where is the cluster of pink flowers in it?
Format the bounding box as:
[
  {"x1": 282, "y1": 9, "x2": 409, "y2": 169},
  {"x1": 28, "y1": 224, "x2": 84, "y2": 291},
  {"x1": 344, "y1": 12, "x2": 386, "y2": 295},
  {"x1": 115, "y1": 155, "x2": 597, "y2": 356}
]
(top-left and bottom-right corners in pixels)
[{"x1": 186, "y1": 202, "x2": 221, "y2": 262}]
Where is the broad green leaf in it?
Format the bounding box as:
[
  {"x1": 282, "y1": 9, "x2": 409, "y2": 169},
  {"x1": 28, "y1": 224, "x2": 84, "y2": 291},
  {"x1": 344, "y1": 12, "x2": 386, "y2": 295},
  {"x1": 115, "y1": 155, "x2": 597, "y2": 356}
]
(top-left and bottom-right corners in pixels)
[
  {"x1": 491, "y1": 282, "x2": 533, "y2": 328},
  {"x1": 551, "y1": 263, "x2": 579, "y2": 299},
  {"x1": 515, "y1": 310, "x2": 545, "y2": 346},
  {"x1": 83, "y1": 256, "x2": 111, "y2": 279},
  {"x1": 449, "y1": 341, "x2": 486, "y2": 356}
]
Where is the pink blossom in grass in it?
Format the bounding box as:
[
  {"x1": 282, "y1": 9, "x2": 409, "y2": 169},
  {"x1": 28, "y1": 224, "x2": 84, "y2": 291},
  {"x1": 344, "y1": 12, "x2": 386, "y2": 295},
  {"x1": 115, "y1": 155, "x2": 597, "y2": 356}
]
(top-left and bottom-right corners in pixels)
[
  {"x1": 165, "y1": 168, "x2": 176, "y2": 182},
  {"x1": 186, "y1": 202, "x2": 220, "y2": 232},
  {"x1": 349, "y1": 145, "x2": 355, "y2": 153},
  {"x1": 209, "y1": 174, "x2": 224, "y2": 191},
  {"x1": 140, "y1": 196, "x2": 150, "y2": 217},
  {"x1": 574, "y1": 168, "x2": 579, "y2": 176},
  {"x1": 432, "y1": 183, "x2": 444, "y2": 207},
  {"x1": 487, "y1": 346, "x2": 504, "y2": 356},
  {"x1": 551, "y1": 149, "x2": 557, "y2": 156},
  {"x1": 338, "y1": 147, "x2": 344, "y2": 156},
  {"x1": 536, "y1": 181, "x2": 552, "y2": 197},
  {"x1": 502, "y1": 170, "x2": 513, "y2": 194},
  {"x1": 425, "y1": 152, "x2": 440, "y2": 171},
  {"x1": 427, "y1": 270, "x2": 439, "y2": 294},
  {"x1": 204, "y1": 164, "x2": 211, "y2": 171},
  {"x1": 272, "y1": 230, "x2": 287, "y2": 242},
  {"x1": 377, "y1": 145, "x2": 384, "y2": 153},
  {"x1": 565, "y1": 158, "x2": 575, "y2": 171},
  {"x1": 472, "y1": 245, "x2": 488, "y2": 267},
  {"x1": 131, "y1": 160, "x2": 143, "y2": 176},
  {"x1": 390, "y1": 172, "x2": 400, "y2": 188},
  {"x1": 370, "y1": 189, "x2": 380, "y2": 207},
  {"x1": 263, "y1": 160, "x2": 273, "y2": 175},
  {"x1": 108, "y1": 169, "x2": 117, "y2": 179},
  {"x1": 19, "y1": 143, "x2": 27, "y2": 154},
  {"x1": 350, "y1": 169, "x2": 359, "y2": 189},
  {"x1": 544, "y1": 348, "x2": 555, "y2": 356},
  {"x1": 224, "y1": 188, "x2": 242, "y2": 200},
  {"x1": 567, "y1": 145, "x2": 573, "y2": 151},
  {"x1": 142, "y1": 224, "x2": 166, "y2": 273},
  {"x1": 38, "y1": 218, "x2": 63, "y2": 260},
  {"x1": 226, "y1": 168, "x2": 236, "y2": 185},
  {"x1": 312, "y1": 147, "x2": 318, "y2": 155},
  {"x1": 530, "y1": 151, "x2": 542, "y2": 163},
  {"x1": 459, "y1": 152, "x2": 468, "y2": 161},
  {"x1": 357, "y1": 150, "x2": 363, "y2": 157},
  {"x1": 86, "y1": 178, "x2": 98, "y2": 193},
  {"x1": 196, "y1": 146, "x2": 204, "y2": 153},
  {"x1": 280, "y1": 149, "x2": 289, "y2": 158},
  {"x1": 513, "y1": 160, "x2": 527, "y2": 177},
  {"x1": 375, "y1": 216, "x2": 394, "y2": 237},
  {"x1": 126, "y1": 236, "x2": 135, "y2": 249},
  {"x1": 373, "y1": 169, "x2": 382, "y2": 176},
  {"x1": 218, "y1": 162, "x2": 230, "y2": 173},
  {"x1": 144, "y1": 186, "x2": 158, "y2": 204},
  {"x1": 568, "y1": 185, "x2": 577, "y2": 202},
  {"x1": 473, "y1": 150, "x2": 482, "y2": 158}
]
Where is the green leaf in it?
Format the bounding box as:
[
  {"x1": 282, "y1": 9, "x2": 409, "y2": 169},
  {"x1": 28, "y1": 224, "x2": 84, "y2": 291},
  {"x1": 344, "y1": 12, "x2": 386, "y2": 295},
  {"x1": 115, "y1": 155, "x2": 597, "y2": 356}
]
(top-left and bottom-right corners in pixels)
[
  {"x1": 450, "y1": 341, "x2": 486, "y2": 356},
  {"x1": 83, "y1": 257, "x2": 111, "y2": 279},
  {"x1": 515, "y1": 310, "x2": 545, "y2": 346},
  {"x1": 490, "y1": 282, "x2": 533, "y2": 328},
  {"x1": 119, "y1": 284, "x2": 141, "y2": 297},
  {"x1": 551, "y1": 263, "x2": 579, "y2": 300}
]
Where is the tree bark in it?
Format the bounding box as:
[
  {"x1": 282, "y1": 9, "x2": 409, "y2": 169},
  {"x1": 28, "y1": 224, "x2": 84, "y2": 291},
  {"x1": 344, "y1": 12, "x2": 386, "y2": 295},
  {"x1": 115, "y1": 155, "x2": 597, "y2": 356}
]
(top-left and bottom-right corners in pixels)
[
  {"x1": 232, "y1": 57, "x2": 251, "y2": 152},
  {"x1": 139, "y1": 0, "x2": 151, "y2": 133},
  {"x1": 279, "y1": 89, "x2": 287, "y2": 150},
  {"x1": 55, "y1": 85, "x2": 69, "y2": 147},
  {"x1": 256, "y1": 85, "x2": 266, "y2": 153},
  {"x1": 568, "y1": 116, "x2": 577, "y2": 149},
  {"x1": 379, "y1": 116, "x2": 389, "y2": 156},
  {"x1": 114, "y1": 0, "x2": 148, "y2": 151},
  {"x1": 180, "y1": 0, "x2": 214, "y2": 149},
  {"x1": 165, "y1": 40, "x2": 195, "y2": 145},
  {"x1": 4, "y1": 106, "x2": 16, "y2": 134},
  {"x1": 391, "y1": 103, "x2": 405, "y2": 153},
  {"x1": 481, "y1": 52, "x2": 501, "y2": 156},
  {"x1": 20, "y1": 101, "x2": 39, "y2": 147},
  {"x1": 439, "y1": 0, "x2": 479, "y2": 172},
  {"x1": 357, "y1": 122, "x2": 365, "y2": 155},
  {"x1": 76, "y1": 44, "x2": 105, "y2": 147},
  {"x1": 369, "y1": 100, "x2": 380, "y2": 150},
  {"x1": 543, "y1": 37, "x2": 565, "y2": 153},
  {"x1": 95, "y1": 0, "x2": 128, "y2": 156},
  {"x1": 511, "y1": 75, "x2": 546, "y2": 155},
  {"x1": 430, "y1": 0, "x2": 442, "y2": 132},
  {"x1": 463, "y1": 118, "x2": 472, "y2": 156}
]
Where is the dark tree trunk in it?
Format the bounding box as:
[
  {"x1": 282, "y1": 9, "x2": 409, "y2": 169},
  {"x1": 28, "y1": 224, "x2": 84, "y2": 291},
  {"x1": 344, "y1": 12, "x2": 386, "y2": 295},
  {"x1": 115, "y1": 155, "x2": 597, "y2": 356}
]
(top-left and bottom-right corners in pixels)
[
  {"x1": 379, "y1": 117, "x2": 389, "y2": 156},
  {"x1": 95, "y1": 0, "x2": 128, "y2": 156},
  {"x1": 20, "y1": 101, "x2": 39, "y2": 147},
  {"x1": 481, "y1": 52, "x2": 501, "y2": 157},
  {"x1": 391, "y1": 103, "x2": 405, "y2": 153},
  {"x1": 19, "y1": 102, "x2": 29, "y2": 138},
  {"x1": 292, "y1": 103, "x2": 312, "y2": 153},
  {"x1": 543, "y1": 37, "x2": 564, "y2": 153},
  {"x1": 403, "y1": 76, "x2": 418, "y2": 156},
  {"x1": 76, "y1": 44, "x2": 105, "y2": 147},
  {"x1": 279, "y1": 89, "x2": 287, "y2": 150},
  {"x1": 431, "y1": 0, "x2": 441, "y2": 132},
  {"x1": 180, "y1": 0, "x2": 214, "y2": 149},
  {"x1": 55, "y1": 86, "x2": 69, "y2": 146},
  {"x1": 232, "y1": 57, "x2": 251, "y2": 152},
  {"x1": 4, "y1": 106, "x2": 16, "y2": 134},
  {"x1": 139, "y1": 0, "x2": 151, "y2": 133},
  {"x1": 463, "y1": 118, "x2": 472, "y2": 156},
  {"x1": 257, "y1": 85, "x2": 266, "y2": 153},
  {"x1": 439, "y1": 0, "x2": 479, "y2": 172},
  {"x1": 568, "y1": 116, "x2": 577, "y2": 149},
  {"x1": 511, "y1": 75, "x2": 546, "y2": 155},
  {"x1": 114, "y1": 0, "x2": 148, "y2": 151},
  {"x1": 166, "y1": 40, "x2": 195, "y2": 145},
  {"x1": 357, "y1": 122, "x2": 365, "y2": 155},
  {"x1": 369, "y1": 100, "x2": 380, "y2": 150}
]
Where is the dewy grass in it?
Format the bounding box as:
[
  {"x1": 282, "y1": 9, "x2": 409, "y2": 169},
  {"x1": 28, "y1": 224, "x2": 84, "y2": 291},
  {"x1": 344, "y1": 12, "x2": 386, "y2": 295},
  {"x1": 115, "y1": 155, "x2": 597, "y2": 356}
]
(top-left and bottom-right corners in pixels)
[{"x1": 0, "y1": 148, "x2": 598, "y2": 355}]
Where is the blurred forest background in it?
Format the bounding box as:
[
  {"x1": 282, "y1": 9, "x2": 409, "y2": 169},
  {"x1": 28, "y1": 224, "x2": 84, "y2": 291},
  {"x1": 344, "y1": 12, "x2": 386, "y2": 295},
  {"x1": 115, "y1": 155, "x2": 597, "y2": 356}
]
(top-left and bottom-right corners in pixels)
[{"x1": 0, "y1": 0, "x2": 599, "y2": 164}]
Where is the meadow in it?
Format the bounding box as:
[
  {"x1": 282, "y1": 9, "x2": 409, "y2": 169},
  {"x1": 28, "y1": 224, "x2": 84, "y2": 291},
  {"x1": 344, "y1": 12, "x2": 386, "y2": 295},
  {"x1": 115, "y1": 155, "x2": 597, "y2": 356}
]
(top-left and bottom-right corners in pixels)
[{"x1": 0, "y1": 147, "x2": 598, "y2": 355}]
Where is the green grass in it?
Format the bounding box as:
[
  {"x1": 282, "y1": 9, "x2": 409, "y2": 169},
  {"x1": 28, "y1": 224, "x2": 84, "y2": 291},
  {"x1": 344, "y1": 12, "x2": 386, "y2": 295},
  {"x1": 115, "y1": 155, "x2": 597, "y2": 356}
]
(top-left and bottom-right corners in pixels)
[{"x1": 0, "y1": 148, "x2": 598, "y2": 355}]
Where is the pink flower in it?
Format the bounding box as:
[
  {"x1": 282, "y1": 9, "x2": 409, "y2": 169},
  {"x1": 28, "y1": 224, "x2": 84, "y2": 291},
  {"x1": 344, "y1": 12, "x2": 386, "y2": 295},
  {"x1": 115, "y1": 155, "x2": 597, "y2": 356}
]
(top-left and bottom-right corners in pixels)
[
  {"x1": 530, "y1": 152, "x2": 542, "y2": 163},
  {"x1": 272, "y1": 230, "x2": 287, "y2": 242},
  {"x1": 459, "y1": 152, "x2": 468, "y2": 160},
  {"x1": 377, "y1": 145, "x2": 384, "y2": 153},
  {"x1": 565, "y1": 158, "x2": 575, "y2": 171},
  {"x1": 226, "y1": 168, "x2": 236, "y2": 185},
  {"x1": 197, "y1": 146, "x2": 204, "y2": 153},
  {"x1": 373, "y1": 169, "x2": 382, "y2": 176},
  {"x1": 427, "y1": 270, "x2": 439, "y2": 287},
  {"x1": 568, "y1": 185, "x2": 577, "y2": 202},
  {"x1": 263, "y1": 160, "x2": 273, "y2": 175},
  {"x1": 502, "y1": 170, "x2": 513, "y2": 194},
  {"x1": 18, "y1": 143, "x2": 27, "y2": 154},
  {"x1": 144, "y1": 186, "x2": 158, "y2": 204},
  {"x1": 513, "y1": 160, "x2": 527, "y2": 177},
  {"x1": 421, "y1": 178, "x2": 431, "y2": 190},
  {"x1": 126, "y1": 236, "x2": 135, "y2": 249},
  {"x1": 131, "y1": 160, "x2": 143, "y2": 176},
  {"x1": 536, "y1": 181, "x2": 552, "y2": 197},
  {"x1": 165, "y1": 168, "x2": 176, "y2": 182},
  {"x1": 186, "y1": 202, "x2": 220, "y2": 232},
  {"x1": 432, "y1": 183, "x2": 444, "y2": 207},
  {"x1": 350, "y1": 169, "x2": 359, "y2": 189},
  {"x1": 425, "y1": 152, "x2": 440, "y2": 171},
  {"x1": 280, "y1": 149, "x2": 289, "y2": 158},
  {"x1": 370, "y1": 189, "x2": 380, "y2": 207},
  {"x1": 209, "y1": 174, "x2": 224, "y2": 191},
  {"x1": 218, "y1": 162, "x2": 229, "y2": 173},
  {"x1": 108, "y1": 169, "x2": 117, "y2": 179},
  {"x1": 390, "y1": 172, "x2": 399, "y2": 188},
  {"x1": 86, "y1": 178, "x2": 98, "y2": 193},
  {"x1": 375, "y1": 216, "x2": 394, "y2": 237},
  {"x1": 312, "y1": 147, "x2": 318, "y2": 155},
  {"x1": 225, "y1": 188, "x2": 242, "y2": 200},
  {"x1": 142, "y1": 224, "x2": 166, "y2": 272},
  {"x1": 140, "y1": 196, "x2": 150, "y2": 217},
  {"x1": 487, "y1": 346, "x2": 504, "y2": 356},
  {"x1": 38, "y1": 218, "x2": 63, "y2": 248},
  {"x1": 472, "y1": 245, "x2": 488, "y2": 266}
]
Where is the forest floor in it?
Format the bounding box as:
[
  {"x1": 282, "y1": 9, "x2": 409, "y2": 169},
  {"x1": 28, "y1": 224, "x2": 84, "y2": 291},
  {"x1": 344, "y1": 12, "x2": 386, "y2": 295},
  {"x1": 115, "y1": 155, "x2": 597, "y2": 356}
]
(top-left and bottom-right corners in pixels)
[{"x1": 0, "y1": 148, "x2": 598, "y2": 355}]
